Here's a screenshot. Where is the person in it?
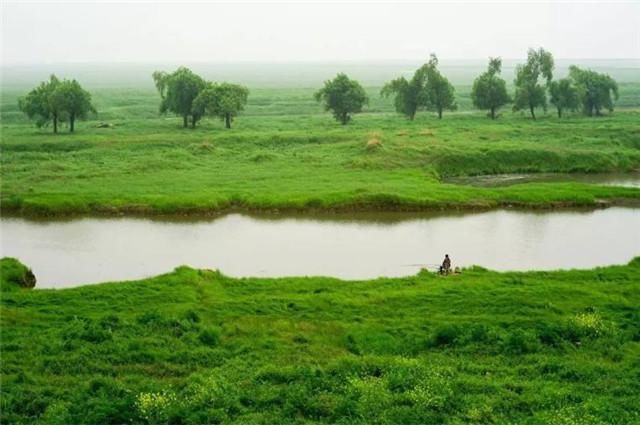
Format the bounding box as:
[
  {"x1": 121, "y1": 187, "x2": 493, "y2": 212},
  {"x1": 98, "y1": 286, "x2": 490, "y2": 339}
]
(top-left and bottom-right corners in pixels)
[{"x1": 440, "y1": 254, "x2": 451, "y2": 275}]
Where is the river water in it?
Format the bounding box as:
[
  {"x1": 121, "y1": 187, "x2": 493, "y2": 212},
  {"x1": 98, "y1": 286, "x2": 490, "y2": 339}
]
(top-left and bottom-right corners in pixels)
[
  {"x1": 1, "y1": 208, "x2": 639, "y2": 288},
  {"x1": 444, "y1": 172, "x2": 640, "y2": 188}
]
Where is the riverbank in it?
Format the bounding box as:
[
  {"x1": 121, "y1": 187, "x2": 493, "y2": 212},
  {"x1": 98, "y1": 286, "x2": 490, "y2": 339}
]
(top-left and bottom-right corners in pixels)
[
  {"x1": 2, "y1": 259, "x2": 639, "y2": 423},
  {"x1": 2, "y1": 111, "x2": 640, "y2": 216},
  {"x1": 3, "y1": 208, "x2": 640, "y2": 288}
]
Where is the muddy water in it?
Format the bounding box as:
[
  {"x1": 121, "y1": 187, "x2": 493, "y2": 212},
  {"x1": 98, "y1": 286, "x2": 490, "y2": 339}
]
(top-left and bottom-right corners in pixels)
[
  {"x1": 444, "y1": 172, "x2": 640, "y2": 188},
  {"x1": 1, "y1": 208, "x2": 639, "y2": 288}
]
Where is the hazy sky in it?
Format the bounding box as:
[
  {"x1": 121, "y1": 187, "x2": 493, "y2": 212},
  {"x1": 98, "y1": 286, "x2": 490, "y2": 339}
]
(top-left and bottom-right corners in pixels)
[{"x1": 2, "y1": 1, "x2": 639, "y2": 64}]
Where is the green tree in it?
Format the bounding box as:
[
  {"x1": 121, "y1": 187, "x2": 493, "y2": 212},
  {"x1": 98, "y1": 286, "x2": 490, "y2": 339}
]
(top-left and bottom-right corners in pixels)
[
  {"x1": 314, "y1": 73, "x2": 368, "y2": 125},
  {"x1": 569, "y1": 66, "x2": 619, "y2": 116},
  {"x1": 18, "y1": 75, "x2": 62, "y2": 133},
  {"x1": 194, "y1": 82, "x2": 249, "y2": 129},
  {"x1": 50, "y1": 79, "x2": 96, "y2": 132},
  {"x1": 513, "y1": 48, "x2": 555, "y2": 119},
  {"x1": 549, "y1": 78, "x2": 579, "y2": 118},
  {"x1": 422, "y1": 54, "x2": 457, "y2": 119},
  {"x1": 381, "y1": 70, "x2": 426, "y2": 120},
  {"x1": 153, "y1": 67, "x2": 206, "y2": 128},
  {"x1": 471, "y1": 58, "x2": 510, "y2": 119}
]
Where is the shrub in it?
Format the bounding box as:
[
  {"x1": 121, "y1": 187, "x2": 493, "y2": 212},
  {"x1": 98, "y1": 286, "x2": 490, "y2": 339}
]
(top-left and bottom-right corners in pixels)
[
  {"x1": 62, "y1": 317, "x2": 112, "y2": 344},
  {"x1": 571, "y1": 312, "x2": 606, "y2": 338},
  {"x1": 198, "y1": 327, "x2": 221, "y2": 347},
  {"x1": 500, "y1": 329, "x2": 539, "y2": 354},
  {"x1": 182, "y1": 309, "x2": 201, "y2": 323},
  {"x1": 135, "y1": 391, "x2": 177, "y2": 425},
  {"x1": 431, "y1": 324, "x2": 463, "y2": 347},
  {"x1": 0, "y1": 257, "x2": 36, "y2": 289}
]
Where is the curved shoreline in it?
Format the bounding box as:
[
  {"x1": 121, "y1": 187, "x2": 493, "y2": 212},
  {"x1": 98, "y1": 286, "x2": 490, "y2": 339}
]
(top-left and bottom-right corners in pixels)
[{"x1": 3, "y1": 192, "x2": 640, "y2": 220}]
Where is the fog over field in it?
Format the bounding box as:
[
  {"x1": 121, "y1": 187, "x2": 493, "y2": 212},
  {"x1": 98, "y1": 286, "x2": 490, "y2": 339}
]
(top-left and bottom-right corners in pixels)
[{"x1": 3, "y1": 2, "x2": 639, "y2": 64}]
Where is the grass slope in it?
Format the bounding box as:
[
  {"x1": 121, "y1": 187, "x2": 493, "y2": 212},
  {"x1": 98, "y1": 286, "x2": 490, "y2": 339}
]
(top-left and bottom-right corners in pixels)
[{"x1": 2, "y1": 260, "x2": 640, "y2": 424}]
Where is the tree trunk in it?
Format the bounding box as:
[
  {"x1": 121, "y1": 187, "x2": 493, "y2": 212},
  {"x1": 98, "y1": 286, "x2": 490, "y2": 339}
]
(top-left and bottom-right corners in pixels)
[
  {"x1": 530, "y1": 105, "x2": 536, "y2": 120},
  {"x1": 341, "y1": 113, "x2": 348, "y2": 125},
  {"x1": 183, "y1": 115, "x2": 188, "y2": 128},
  {"x1": 53, "y1": 113, "x2": 58, "y2": 134},
  {"x1": 225, "y1": 113, "x2": 231, "y2": 129},
  {"x1": 438, "y1": 108, "x2": 443, "y2": 119},
  {"x1": 70, "y1": 113, "x2": 75, "y2": 133},
  {"x1": 490, "y1": 107, "x2": 496, "y2": 120},
  {"x1": 191, "y1": 115, "x2": 196, "y2": 129},
  {"x1": 557, "y1": 107, "x2": 562, "y2": 118}
]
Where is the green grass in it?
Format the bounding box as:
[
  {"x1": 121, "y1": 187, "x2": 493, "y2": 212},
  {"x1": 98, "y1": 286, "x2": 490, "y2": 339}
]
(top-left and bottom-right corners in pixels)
[
  {"x1": 2, "y1": 85, "x2": 640, "y2": 215},
  {"x1": 2, "y1": 259, "x2": 639, "y2": 424}
]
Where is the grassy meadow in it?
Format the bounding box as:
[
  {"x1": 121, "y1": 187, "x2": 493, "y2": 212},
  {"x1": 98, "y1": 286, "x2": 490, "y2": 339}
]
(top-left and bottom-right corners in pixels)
[
  {"x1": 2, "y1": 258, "x2": 640, "y2": 424},
  {"x1": 2, "y1": 79, "x2": 640, "y2": 215},
  {"x1": 2, "y1": 62, "x2": 640, "y2": 424}
]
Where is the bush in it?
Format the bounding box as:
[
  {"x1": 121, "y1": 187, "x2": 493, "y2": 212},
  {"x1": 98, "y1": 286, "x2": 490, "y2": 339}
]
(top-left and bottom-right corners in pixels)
[
  {"x1": 62, "y1": 317, "x2": 112, "y2": 344},
  {"x1": 500, "y1": 329, "x2": 539, "y2": 354},
  {"x1": 431, "y1": 324, "x2": 463, "y2": 347},
  {"x1": 0, "y1": 257, "x2": 36, "y2": 289},
  {"x1": 198, "y1": 327, "x2": 221, "y2": 347}
]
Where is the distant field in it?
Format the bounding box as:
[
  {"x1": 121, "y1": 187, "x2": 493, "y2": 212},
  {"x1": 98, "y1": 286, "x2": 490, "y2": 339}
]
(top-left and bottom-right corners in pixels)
[{"x1": 1, "y1": 61, "x2": 640, "y2": 215}]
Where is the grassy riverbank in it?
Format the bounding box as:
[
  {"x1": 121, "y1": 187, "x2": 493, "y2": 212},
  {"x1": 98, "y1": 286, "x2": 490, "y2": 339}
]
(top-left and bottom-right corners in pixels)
[
  {"x1": 2, "y1": 259, "x2": 640, "y2": 424},
  {"x1": 2, "y1": 99, "x2": 640, "y2": 215}
]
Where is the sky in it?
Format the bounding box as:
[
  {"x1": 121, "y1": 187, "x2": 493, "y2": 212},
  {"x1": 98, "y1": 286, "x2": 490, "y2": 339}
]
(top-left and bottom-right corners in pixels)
[{"x1": 2, "y1": 1, "x2": 639, "y2": 65}]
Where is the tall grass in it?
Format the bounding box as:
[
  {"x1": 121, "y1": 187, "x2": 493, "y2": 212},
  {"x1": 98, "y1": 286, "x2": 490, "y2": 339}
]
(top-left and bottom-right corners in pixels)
[{"x1": 2, "y1": 259, "x2": 639, "y2": 423}]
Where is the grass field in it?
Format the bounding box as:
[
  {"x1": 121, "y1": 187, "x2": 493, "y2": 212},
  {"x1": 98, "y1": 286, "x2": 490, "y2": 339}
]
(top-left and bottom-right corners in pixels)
[
  {"x1": 2, "y1": 84, "x2": 640, "y2": 215},
  {"x1": 2, "y1": 258, "x2": 640, "y2": 424},
  {"x1": 1, "y1": 63, "x2": 640, "y2": 424}
]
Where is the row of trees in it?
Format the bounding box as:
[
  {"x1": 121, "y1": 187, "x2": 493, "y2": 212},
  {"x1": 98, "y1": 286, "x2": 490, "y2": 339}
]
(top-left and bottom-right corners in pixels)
[
  {"x1": 315, "y1": 49, "x2": 620, "y2": 124},
  {"x1": 381, "y1": 54, "x2": 457, "y2": 120},
  {"x1": 152, "y1": 67, "x2": 249, "y2": 129},
  {"x1": 471, "y1": 49, "x2": 619, "y2": 120},
  {"x1": 19, "y1": 75, "x2": 96, "y2": 133},
  {"x1": 313, "y1": 54, "x2": 457, "y2": 125},
  {"x1": 19, "y1": 55, "x2": 621, "y2": 131}
]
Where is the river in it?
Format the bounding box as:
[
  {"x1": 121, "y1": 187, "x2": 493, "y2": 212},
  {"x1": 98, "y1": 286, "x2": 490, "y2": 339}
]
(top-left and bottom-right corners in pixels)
[{"x1": 2, "y1": 207, "x2": 639, "y2": 288}]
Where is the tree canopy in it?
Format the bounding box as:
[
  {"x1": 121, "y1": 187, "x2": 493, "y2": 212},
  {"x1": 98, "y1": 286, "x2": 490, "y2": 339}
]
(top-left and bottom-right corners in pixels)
[
  {"x1": 513, "y1": 48, "x2": 554, "y2": 119},
  {"x1": 315, "y1": 73, "x2": 368, "y2": 125},
  {"x1": 381, "y1": 71, "x2": 426, "y2": 120},
  {"x1": 569, "y1": 66, "x2": 619, "y2": 116},
  {"x1": 421, "y1": 54, "x2": 457, "y2": 119},
  {"x1": 18, "y1": 75, "x2": 62, "y2": 133},
  {"x1": 549, "y1": 78, "x2": 579, "y2": 118},
  {"x1": 153, "y1": 67, "x2": 206, "y2": 128},
  {"x1": 194, "y1": 83, "x2": 249, "y2": 129},
  {"x1": 19, "y1": 75, "x2": 95, "y2": 133},
  {"x1": 50, "y1": 79, "x2": 96, "y2": 132},
  {"x1": 471, "y1": 58, "x2": 511, "y2": 119}
]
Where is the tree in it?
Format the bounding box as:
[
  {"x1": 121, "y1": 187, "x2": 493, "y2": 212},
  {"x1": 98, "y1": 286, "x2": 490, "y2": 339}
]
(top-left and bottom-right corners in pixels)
[
  {"x1": 549, "y1": 78, "x2": 579, "y2": 118},
  {"x1": 314, "y1": 73, "x2": 368, "y2": 125},
  {"x1": 194, "y1": 82, "x2": 249, "y2": 129},
  {"x1": 381, "y1": 71, "x2": 426, "y2": 120},
  {"x1": 153, "y1": 67, "x2": 206, "y2": 128},
  {"x1": 471, "y1": 58, "x2": 510, "y2": 119},
  {"x1": 50, "y1": 79, "x2": 96, "y2": 132},
  {"x1": 18, "y1": 75, "x2": 62, "y2": 133},
  {"x1": 421, "y1": 54, "x2": 457, "y2": 119},
  {"x1": 569, "y1": 66, "x2": 619, "y2": 116},
  {"x1": 513, "y1": 48, "x2": 554, "y2": 119}
]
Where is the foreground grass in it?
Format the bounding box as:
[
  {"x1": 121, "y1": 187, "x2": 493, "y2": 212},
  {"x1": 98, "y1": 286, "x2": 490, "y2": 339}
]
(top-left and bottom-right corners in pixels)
[
  {"x1": 2, "y1": 259, "x2": 640, "y2": 424},
  {"x1": 2, "y1": 105, "x2": 640, "y2": 215}
]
